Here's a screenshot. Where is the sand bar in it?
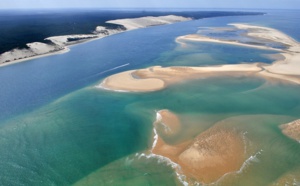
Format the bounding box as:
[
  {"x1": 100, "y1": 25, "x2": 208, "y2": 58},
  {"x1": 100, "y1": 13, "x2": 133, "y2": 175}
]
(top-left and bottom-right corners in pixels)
[
  {"x1": 99, "y1": 24, "x2": 300, "y2": 92},
  {"x1": 151, "y1": 110, "x2": 246, "y2": 184}
]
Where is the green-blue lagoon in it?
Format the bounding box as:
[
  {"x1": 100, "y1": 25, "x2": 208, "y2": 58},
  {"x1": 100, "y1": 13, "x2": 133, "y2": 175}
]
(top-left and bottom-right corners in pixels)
[{"x1": 0, "y1": 10, "x2": 300, "y2": 186}]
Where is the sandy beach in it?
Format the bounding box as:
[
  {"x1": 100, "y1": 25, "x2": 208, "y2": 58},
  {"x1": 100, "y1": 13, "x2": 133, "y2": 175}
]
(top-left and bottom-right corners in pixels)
[{"x1": 100, "y1": 23, "x2": 300, "y2": 92}]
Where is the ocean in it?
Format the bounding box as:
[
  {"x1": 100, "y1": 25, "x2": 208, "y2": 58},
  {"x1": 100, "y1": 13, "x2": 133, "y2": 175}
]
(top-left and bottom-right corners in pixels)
[{"x1": 0, "y1": 9, "x2": 299, "y2": 185}]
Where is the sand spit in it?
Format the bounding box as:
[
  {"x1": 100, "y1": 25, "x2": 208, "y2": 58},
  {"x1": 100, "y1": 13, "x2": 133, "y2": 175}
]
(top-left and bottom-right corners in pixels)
[
  {"x1": 100, "y1": 64, "x2": 263, "y2": 92},
  {"x1": 151, "y1": 110, "x2": 246, "y2": 184},
  {"x1": 280, "y1": 119, "x2": 300, "y2": 142},
  {"x1": 0, "y1": 15, "x2": 191, "y2": 66},
  {"x1": 100, "y1": 24, "x2": 300, "y2": 92},
  {"x1": 107, "y1": 15, "x2": 192, "y2": 30},
  {"x1": 176, "y1": 34, "x2": 281, "y2": 51}
]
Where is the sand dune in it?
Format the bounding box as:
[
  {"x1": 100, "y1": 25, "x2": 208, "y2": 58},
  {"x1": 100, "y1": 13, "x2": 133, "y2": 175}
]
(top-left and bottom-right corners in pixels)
[{"x1": 107, "y1": 15, "x2": 191, "y2": 30}]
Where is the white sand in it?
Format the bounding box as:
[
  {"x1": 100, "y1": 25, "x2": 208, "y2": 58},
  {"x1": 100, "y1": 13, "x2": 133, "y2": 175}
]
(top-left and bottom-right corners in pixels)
[
  {"x1": 0, "y1": 42, "x2": 64, "y2": 64},
  {"x1": 107, "y1": 15, "x2": 192, "y2": 30},
  {"x1": 99, "y1": 70, "x2": 165, "y2": 92}
]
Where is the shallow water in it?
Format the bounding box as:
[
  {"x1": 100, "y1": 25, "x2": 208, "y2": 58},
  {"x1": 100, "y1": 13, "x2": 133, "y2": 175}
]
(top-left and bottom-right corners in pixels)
[{"x1": 0, "y1": 10, "x2": 300, "y2": 186}]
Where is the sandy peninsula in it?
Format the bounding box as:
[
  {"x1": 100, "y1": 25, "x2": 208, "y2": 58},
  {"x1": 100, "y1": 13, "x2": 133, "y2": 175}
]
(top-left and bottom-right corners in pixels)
[
  {"x1": 99, "y1": 23, "x2": 300, "y2": 92},
  {"x1": 0, "y1": 15, "x2": 191, "y2": 66}
]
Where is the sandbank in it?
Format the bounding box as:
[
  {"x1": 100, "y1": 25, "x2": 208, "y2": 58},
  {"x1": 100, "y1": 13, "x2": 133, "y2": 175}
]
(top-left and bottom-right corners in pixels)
[
  {"x1": 151, "y1": 110, "x2": 246, "y2": 184},
  {"x1": 99, "y1": 70, "x2": 165, "y2": 92},
  {"x1": 100, "y1": 64, "x2": 263, "y2": 92},
  {"x1": 99, "y1": 24, "x2": 300, "y2": 92}
]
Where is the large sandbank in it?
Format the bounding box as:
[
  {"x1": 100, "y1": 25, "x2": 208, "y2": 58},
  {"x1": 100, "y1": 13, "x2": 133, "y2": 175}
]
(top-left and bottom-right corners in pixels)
[
  {"x1": 100, "y1": 24, "x2": 300, "y2": 92},
  {"x1": 152, "y1": 110, "x2": 246, "y2": 184}
]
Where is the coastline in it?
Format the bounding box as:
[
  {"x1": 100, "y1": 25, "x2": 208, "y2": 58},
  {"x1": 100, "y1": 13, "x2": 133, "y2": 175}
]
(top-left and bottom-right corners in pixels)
[
  {"x1": 0, "y1": 15, "x2": 191, "y2": 67},
  {"x1": 0, "y1": 47, "x2": 70, "y2": 67},
  {"x1": 100, "y1": 23, "x2": 300, "y2": 92}
]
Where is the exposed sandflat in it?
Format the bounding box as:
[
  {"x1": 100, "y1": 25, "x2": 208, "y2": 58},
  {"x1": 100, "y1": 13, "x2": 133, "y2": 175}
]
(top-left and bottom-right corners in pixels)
[
  {"x1": 152, "y1": 110, "x2": 246, "y2": 184},
  {"x1": 280, "y1": 119, "x2": 300, "y2": 142}
]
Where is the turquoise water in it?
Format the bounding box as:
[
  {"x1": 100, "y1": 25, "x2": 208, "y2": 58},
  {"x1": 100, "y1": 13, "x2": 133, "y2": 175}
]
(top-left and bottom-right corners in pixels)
[{"x1": 0, "y1": 10, "x2": 300, "y2": 185}]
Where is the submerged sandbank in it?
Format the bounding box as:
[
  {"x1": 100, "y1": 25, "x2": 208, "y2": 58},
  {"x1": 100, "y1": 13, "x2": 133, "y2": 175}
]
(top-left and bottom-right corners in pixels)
[
  {"x1": 99, "y1": 24, "x2": 300, "y2": 92},
  {"x1": 152, "y1": 110, "x2": 246, "y2": 184},
  {"x1": 0, "y1": 15, "x2": 191, "y2": 66}
]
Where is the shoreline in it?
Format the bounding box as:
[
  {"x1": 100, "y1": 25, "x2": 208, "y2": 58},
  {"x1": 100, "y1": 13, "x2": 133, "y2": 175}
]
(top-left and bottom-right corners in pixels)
[
  {"x1": 99, "y1": 23, "x2": 300, "y2": 92},
  {"x1": 0, "y1": 47, "x2": 70, "y2": 67},
  {"x1": 0, "y1": 15, "x2": 191, "y2": 67}
]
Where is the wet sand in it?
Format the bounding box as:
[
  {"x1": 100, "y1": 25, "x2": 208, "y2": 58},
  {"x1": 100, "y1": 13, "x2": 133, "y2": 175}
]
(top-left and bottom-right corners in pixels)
[
  {"x1": 280, "y1": 119, "x2": 300, "y2": 142},
  {"x1": 100, "y1": 64, "x2": 262, "y2": 92},
  {"x1": 152, "y1": 110, "x2": 246, "y2": 184}
]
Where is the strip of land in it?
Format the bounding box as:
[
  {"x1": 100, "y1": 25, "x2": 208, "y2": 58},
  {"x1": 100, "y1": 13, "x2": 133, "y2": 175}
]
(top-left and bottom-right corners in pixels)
[
  {"x1": 100, "y1": 23, "x2": 300, "y2": 92},
  {"x1": 0, "y1": 15, "x2": 191, "y2": 66}
]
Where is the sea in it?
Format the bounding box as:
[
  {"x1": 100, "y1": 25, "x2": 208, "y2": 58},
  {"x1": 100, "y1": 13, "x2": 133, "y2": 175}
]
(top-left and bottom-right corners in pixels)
[{"x1": 0, "y1": 9, "x2": 300, "y2": 186}]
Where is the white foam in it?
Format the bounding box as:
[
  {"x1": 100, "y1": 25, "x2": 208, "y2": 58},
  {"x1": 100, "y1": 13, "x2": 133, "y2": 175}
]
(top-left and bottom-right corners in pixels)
[
  {"x1": 212, "y1": 149, "x2": 263, "y2": 185},
  {"x1": 136, "y1": 152, "x2": 189, "y2": 186},
  {"x1": 94, "y1": 63, "x2": 132, "y2": 92},
  {"x1": 237, "y1": 150, "x2": 262, "y2": 174},
  {"x1": 96, "y1": 63, "x2": 130, "y2": 76},
  {"x1": 152, "y1": 128, "x2": 158, "y2": 152},
  {"x1": 154, "y1": 111, "x2": 172, "y2": 134}
]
